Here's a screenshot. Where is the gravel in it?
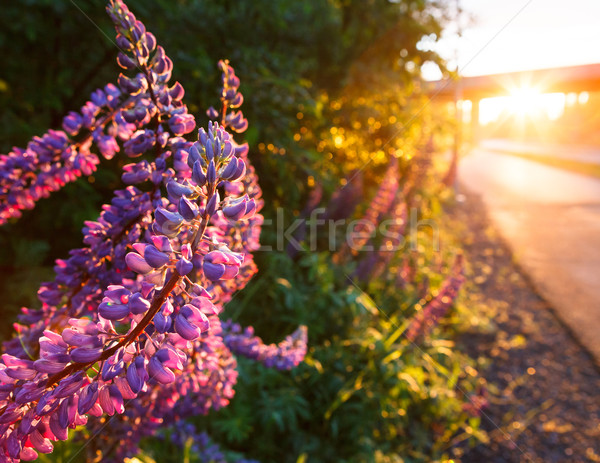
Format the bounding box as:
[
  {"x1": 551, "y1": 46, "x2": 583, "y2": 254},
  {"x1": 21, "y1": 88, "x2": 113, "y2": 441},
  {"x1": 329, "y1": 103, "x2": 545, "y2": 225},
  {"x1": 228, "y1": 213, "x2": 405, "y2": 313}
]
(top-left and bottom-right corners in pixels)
[{"x1": 449, "y1": 189, "x2": 600, "y2": 463}]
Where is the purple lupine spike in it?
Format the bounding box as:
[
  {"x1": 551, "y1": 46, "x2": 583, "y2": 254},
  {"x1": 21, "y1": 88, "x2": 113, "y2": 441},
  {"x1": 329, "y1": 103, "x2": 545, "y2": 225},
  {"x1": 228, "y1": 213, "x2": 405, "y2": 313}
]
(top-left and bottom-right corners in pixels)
[
  {"x1": 0, "y1": 8, "x2": 298, "y2": 459},
  {"x1": 405, "y1": 255, "x2": 465, "y2": 342}
]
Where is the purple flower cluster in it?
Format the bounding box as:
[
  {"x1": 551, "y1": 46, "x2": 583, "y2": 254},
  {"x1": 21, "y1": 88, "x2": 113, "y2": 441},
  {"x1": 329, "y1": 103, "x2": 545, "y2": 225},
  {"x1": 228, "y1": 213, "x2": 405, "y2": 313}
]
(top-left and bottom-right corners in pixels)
[
  {"x1": 0, "y1": 2, "x2": 306, "y2": 461},
  {"x1": 405, "y1": 254, "x2": 465, "y2": 342},
  {"x1": 0, "y1": 84, "x2": 125, "y2": 224},
  {"x1": 354, "y1": 193, "x2": 408, "y2": 283},
  {"x1": 222, "y1": 322, "x2": 308, "y2": 370},
  {"x1": 335, "y1": 157, "x2": 399, "y2": 261}
]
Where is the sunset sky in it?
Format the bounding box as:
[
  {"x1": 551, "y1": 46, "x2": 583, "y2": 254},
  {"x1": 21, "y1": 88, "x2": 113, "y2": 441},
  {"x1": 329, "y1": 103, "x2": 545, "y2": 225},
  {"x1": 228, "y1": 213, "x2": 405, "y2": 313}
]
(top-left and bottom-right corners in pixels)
[{"x1": 423, "y1": 0, "x2": 600, "y2": 80}]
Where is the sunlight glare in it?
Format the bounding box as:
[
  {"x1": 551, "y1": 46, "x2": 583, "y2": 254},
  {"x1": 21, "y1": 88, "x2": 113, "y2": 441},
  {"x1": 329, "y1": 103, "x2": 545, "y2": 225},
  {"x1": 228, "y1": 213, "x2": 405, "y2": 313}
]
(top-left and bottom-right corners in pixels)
[
  {"x1": 509, "y1": 86, "x2": 541, "y2": 118},
  {"x1": 478, "y1": 86, "x2": 566, "y2": 126}
]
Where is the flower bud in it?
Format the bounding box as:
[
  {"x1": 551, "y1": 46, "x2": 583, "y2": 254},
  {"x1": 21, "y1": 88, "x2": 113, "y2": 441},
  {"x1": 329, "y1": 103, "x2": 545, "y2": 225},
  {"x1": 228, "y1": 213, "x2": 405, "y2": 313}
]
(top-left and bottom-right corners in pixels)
[
  {"x1": 151, "y1": 235, "x2": 173, "y2": 252},
  {"x1": 220, "y1": 156, "x2": 238, "y2": 179},
  {"x1": 129, "y1": 292, "x2": 151, "y2": 315},
  {"x1": 70, "y1": 346, "x2": 103, "y2": 363},
  {"x1": 187, "y1": 143, "x2": 201, "y2": 168},
  {"x1": 98, "y1": 300, "x2": 131, "y2": 320},
  {"x1": 205, "y1": 191, "x2": 219, "y2": 216},
  {"x1": 202, "y1": 249, "x2": 243, "y2": 281},
  {"x1": 138, "y1": 244, "x2": 170, "y2": 268},
  {"x1": 166, "y1": 180, "x2": 194, "y2": 199},
  {"x1": 223, "y1": 195, "x2": 256, "y2": 221},
  {"x1": 230, "y1": 92, "x2": 244, "y2": 108},
  {"x1": 174, "y1": 303, "x2": 209, "y2": 341},
  {"x1": 30, "y1": 430, "x2": 53, "y2": 454},
  {"x1": 33, "y1": 359, "x2": 66, "y2": 374},
  {"x1": 117, "y1": 52, "x2": 136, "y2": 70},
  {"x1": 116, "y1": 34, "x2": 133, "y2": 51},
  {"x1": 61, "y1": 329, "x2": 101, "y2": 348},
  {"x1": 154, "y1": 207, "x2": 184, "y2": 238},
  {"x1": 176, "y1": 257, "x2": 193, "y2": 276},
  {"x1": 153, "y1": 312, "x2": 171, "y2": 333},
  {"x1": 124, "y1": 358, "x2": 144, "y2": 394},
  {"x1": 98, "y1": 386, "x2": 115, "y2": 416},
  {"x1": 178, "y1": 196, "x2": 199, "y2": 221},
  {"x1": 125, "y1": 252, "x2": 153, "y2": 274},
  {"x1": 192, "y1": 161, "x2": 207, "y2": 187},
  {"x1": 148, "y1": 354, "x2": 175, "y2": 384},
  {"x1": 206, "y1": 106, "x2": 219, "y2": 120},
  {"x1": 169, "y1": 113, "x2": 195, "y2": 136},
  {"x1": 49, "y1": 413, "x2": 68, "y2": 441},
  {"x1": 62, "y1": 112, "x2": 82, "y2": 136},
  {"x1": 78, "y1": 383, "x2": 99, "y2": 415},
  {"x1": 145, "y1": 31, "x2": 157, "y2": 51},
  {"x1": 102, "y1": 353, "x2": 124, "y2": 381},
  {"x1": 169, "y1": 81, "x2": 184, "y2": 100},
  {"x1": 124, "y1": 129, "x2": 155, "y2": 157}
]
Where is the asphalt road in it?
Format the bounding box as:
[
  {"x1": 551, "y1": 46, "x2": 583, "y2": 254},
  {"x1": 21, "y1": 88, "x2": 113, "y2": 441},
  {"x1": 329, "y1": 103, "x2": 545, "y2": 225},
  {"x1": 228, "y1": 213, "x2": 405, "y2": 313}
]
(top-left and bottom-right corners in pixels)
[{"x1": 459, "y1": 147, "x2": 600, "y2": 363}]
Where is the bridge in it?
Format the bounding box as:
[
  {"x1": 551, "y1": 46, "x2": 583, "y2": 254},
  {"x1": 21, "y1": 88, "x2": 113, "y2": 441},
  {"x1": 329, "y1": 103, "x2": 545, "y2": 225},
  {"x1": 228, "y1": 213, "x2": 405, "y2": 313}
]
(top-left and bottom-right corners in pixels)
[
  {"x1": 428, "y1": 63, "x2": 600, "y2": 134},
  {"x1": 429, "y1": 63, "x2": 600, "y2": 100}
]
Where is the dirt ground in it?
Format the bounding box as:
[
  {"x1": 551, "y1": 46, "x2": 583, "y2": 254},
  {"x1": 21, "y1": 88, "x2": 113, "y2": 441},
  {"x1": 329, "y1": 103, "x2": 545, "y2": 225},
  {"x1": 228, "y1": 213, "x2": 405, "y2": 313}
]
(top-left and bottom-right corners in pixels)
[{"x1": 449, "y1": 189, "x2": 600, "y2": 463}]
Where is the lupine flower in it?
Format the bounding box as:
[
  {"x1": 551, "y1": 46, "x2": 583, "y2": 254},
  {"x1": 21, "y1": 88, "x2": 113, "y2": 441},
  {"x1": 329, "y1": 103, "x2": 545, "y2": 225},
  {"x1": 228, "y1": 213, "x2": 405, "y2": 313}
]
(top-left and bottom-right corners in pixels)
[
  {"x1": 0, "y1": 6, "x2": 306, "y2": 461},
  {"x1": 203, "y1": 249, "x2": 243, "y2": 281},
  {"x1": 405, "y1": 255, "x2": 465, "y2": 342},
  {"x1": 336, "y1": 156, "x2": 399, "y2": 260}
]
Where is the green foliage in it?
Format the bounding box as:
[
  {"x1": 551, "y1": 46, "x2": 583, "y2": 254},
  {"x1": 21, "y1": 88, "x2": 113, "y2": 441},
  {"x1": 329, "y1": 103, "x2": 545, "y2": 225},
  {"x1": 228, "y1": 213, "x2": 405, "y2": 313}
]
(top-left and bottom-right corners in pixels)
[
  {"x1": 0, "y1": 1, "x2": 486, "y2": 462},
  {"x1": 194, "y1": 190, "x2": 485, "y2": 462}
]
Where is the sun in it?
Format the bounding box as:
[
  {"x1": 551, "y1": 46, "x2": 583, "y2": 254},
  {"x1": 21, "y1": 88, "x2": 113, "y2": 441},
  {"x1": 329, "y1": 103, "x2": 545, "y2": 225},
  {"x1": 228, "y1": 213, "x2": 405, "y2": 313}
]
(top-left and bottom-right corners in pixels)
[{"x1": 508, "y1": 85, "x2": 542, "y2": 118}]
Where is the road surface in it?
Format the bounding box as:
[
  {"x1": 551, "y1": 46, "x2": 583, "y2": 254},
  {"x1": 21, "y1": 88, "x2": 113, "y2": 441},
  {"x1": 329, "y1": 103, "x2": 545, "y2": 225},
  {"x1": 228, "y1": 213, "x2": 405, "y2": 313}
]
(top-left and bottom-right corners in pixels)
[
  {"x1": 459, "y1": 148, "x2": 600, "y2": 363},
  {"x1": 480, "y1": 139, "x2": 600, "y2": 165}
]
